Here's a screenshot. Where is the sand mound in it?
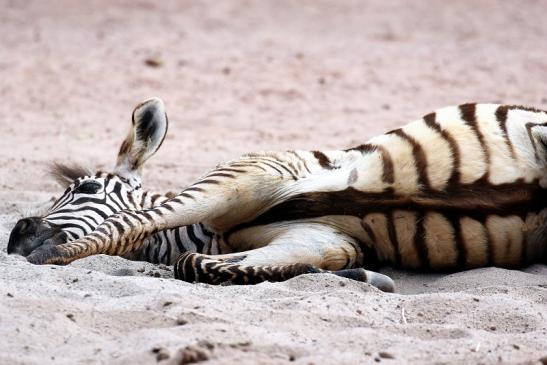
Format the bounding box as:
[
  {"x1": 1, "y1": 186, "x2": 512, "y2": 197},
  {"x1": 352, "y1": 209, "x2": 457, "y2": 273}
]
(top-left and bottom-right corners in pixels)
[{"x1": 1, "y1": 1, "x2": 547, "y2": 363}]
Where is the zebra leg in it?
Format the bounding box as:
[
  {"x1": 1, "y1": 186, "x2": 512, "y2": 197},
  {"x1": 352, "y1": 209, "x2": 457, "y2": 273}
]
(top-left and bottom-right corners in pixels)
[
  {"x1": 26, "y1": 169, "x2": 295, "y2": 265},
  {"x1": 173, "y1": 224, "x2": 395, "y2": 292}
]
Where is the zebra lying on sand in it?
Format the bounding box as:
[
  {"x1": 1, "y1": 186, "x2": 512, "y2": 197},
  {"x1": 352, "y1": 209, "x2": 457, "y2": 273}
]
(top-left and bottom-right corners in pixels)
[{"x1": 8, "y1": 98, "x2": 547, "y2": 292}]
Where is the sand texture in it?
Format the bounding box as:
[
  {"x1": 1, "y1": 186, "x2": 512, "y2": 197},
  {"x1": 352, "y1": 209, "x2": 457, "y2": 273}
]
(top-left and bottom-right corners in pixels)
[{"x1": 1, "y1": 1, "x2": 547, "y2": 364}]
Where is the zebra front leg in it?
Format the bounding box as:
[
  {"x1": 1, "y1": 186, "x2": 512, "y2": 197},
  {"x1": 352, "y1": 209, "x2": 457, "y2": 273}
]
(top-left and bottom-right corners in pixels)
[
  {"x1": 26, "y1": 167, "x2": 290, "y2": 265},
  {"x1": 174, "y1": 223, "x2": 395, "y2": 292}
]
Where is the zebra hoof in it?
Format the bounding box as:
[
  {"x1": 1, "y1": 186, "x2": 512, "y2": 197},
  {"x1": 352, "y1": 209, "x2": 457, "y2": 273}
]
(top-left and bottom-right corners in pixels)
[
  {"x1": 366, "y1": 270, "x2": 395, "y2": 293},
  {"x1": 334, "y1": 268, "x2": 395, "y2": 292},
  {"x1": 26, "y1": 245, "x2": 67, "y2": 265}
]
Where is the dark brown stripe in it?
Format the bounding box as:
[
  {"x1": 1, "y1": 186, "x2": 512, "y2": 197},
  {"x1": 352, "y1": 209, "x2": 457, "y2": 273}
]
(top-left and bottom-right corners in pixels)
[
  {"x1": 239, "y1": 183, "x2": 547, "y2": 229},
  {"x1": 386, "y1": 211, "x2": 401, "y2": 266},
  {"x1": 376, "y1": 145, "x2": 395, "y2": 184},
  {"x1": 259, "y1": 160, "x2": 284, "y2": 176},
  {"x1": 175, "y1": 193, "x2": 193, "y2": 201},
  {"x1": 125, "y1": 210, "x2": 145, "y2": 224},
  {"x1": 150, "y1": 194, "x2": 161, "y2": 205},
  {"x1": 388, "y1": 128, "x2": 430, "y2": 189},
  {"x1": 163, "y1": 203, "x2": 175, "y2": 212},
  {"x1": 197, "y1": 179, "x2": 221, "y2": 185},
  {"x1": 347, "y1": 143, "x2": 376, "y2": 154},
  {"x1": 167, "y1": 197, "x2": 184, "y2": 204},
  {"x1": 184, "y1": 186, "x2": 205, "y2": 193},
  {"x1": 122, "y1": 215, "x2": 135, "y2": 230},
  {"x1": 520, "y1": 226, "x2": 528, "y2": 265},
  {"x1": 360, "y1": 220, "x2": 377, "y2": 243},
  {"x1": 207, "y1": 172, "x2": 236, "y2": 179},
  {"x1": 142, "y1": 211, "x2": 155, "y2": 220},
  {"x1": 495, "y1": 106, "x2": 517, "y2": 160},
  {"x1": 485, "y1": 220, "x2": 494, "y2": 266},
  {"x1": 460, "y1": 104, "x2": 490, "y2": 178},
  {"x1": 287, "y1": 151, "x2": 312, "y2": 174},
  {"x1": 473, "y1": 214, "x2": 493, "y2": 266},
  {"x1": 312, "y1": 151, "x2": 333, "y2": 169},
  {"x1": 443, "y1": 212, "x2": 466, "y2": 268},
  {"x1": 260, "y1": 158, "x2": 298, "y2": 180},
  {"x1": 423, "y1": 112, "x2": 461, "y2": 189},
  {"x1": 414, "y1": 211, "x2": 429, "y2": 269},
  {"x1": 127, "y1": 192, "x2": 137, "y2": 209},
  {"x1": 230, "y1": 162, "x2": 267, "y2": 172},
  {"x1": 507, "y1": 105, "x2": 547, "y2": 114},
  {"x1": 347, "y1": 143, "x2": 393, "y2": 184},
  {"x1": 459, "y1": 103, "x2": 476, "y2": 124},
  {"x1": 216, "y1": 167, "x2": 247, "y2": 174}
]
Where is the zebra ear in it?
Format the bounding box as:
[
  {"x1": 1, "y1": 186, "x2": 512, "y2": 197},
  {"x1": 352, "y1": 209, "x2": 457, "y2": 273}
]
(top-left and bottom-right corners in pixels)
[{"x1": 114, "y1": 97, "x2": 168, "y2": 183}]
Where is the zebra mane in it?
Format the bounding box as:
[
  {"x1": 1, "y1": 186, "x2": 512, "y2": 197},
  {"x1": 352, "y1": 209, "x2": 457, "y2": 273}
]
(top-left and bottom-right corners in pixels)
[{"x1": 49, "y1": 162, "x2": 93, "y2": 187}]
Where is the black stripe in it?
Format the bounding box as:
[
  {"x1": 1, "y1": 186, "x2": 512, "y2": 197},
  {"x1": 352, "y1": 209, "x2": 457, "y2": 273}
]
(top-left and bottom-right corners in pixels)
[
  {"x1": 152, "y1": 235, "x2": 161, "y2": 264},
  {"x1": 47, "y1": 215, "x2": 95, "y2": 232},
  {"x1": 107, "y1": 194, "x2": 126, "y2": 211},
  {"x1": 145, "y1": 242, "x2": 152, "y2": 263},
  {"x1": 495, "y1": 106, "x2": 517, "y2": 160},
  {"x1": 525, "y1": 123, "x2": 539, "y2": 160},
  {"x1": 174, "y1": 228, "x2": 185, "y2": 253},
  {"x1": 199, "y1": 223, "x2": 214, "y2": 237},
  {"x1": 161, "y1": 232, "x2": 172, "y2": 264},
  {"x1": 187, "y1": 225, "x2": 205, "y2": 253},
  {"x1": 184, "y1": 254, "x2": 197, "y2": 283}
]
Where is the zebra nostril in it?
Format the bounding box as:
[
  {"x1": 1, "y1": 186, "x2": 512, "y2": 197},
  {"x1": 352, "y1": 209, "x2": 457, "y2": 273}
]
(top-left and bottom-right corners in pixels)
[{"x1": 18, "y1": 220, "x2": 29, "y2": 233}]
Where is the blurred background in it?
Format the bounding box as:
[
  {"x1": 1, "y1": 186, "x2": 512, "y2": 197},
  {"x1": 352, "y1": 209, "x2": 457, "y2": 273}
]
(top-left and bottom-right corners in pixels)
[{"x1": 1, "y1": 0, "x2": 546, "y2": 194}]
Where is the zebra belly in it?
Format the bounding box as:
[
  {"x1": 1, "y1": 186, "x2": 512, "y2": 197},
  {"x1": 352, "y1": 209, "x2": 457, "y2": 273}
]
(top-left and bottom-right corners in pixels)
[{"x1": 360, "y1": 208, "x2": 547, "y2": 271}]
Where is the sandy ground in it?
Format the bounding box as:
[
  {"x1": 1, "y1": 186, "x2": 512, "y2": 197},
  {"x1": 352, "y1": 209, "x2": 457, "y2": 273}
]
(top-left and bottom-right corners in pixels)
[{"x1": 1, "y1": 1, "x2": 547, "y2": 364}]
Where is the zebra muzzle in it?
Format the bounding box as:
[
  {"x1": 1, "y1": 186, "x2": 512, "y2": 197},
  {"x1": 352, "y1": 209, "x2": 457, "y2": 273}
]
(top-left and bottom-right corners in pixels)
[{"x1": 7, "y1": 217, "x2": 67, "y2": 257}]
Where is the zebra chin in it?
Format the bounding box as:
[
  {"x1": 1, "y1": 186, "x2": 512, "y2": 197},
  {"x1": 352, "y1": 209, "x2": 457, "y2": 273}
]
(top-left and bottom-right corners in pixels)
[{"x1": 7, "y1": 217, "x2": 68, "y2": 257}]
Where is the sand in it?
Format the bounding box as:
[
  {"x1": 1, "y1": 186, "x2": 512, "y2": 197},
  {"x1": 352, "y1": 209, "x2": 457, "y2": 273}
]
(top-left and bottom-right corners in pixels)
[{"x1": 1, "y1": 1, "x2": 546, "y2": 364}]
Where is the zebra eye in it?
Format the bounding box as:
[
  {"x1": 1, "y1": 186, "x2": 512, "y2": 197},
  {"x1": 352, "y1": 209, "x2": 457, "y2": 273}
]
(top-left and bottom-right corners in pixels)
[{"x1": 76, "y1": 181, "x2": 102, "y2": 194}]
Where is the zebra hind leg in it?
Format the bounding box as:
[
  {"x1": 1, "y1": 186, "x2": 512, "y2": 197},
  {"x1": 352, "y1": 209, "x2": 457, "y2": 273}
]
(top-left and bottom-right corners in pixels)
[
  {"x1": 174, "y1": 252, "x2": 394, "y2": 292},
  {"x1": 172, "y1": 222, "x2": 395, "y2": 292}
]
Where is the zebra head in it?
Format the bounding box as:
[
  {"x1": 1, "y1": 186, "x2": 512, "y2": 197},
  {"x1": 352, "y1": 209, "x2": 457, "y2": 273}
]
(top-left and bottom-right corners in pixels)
[{"x1": 8, "y1": 98, "x2": 169, "y2": 257}]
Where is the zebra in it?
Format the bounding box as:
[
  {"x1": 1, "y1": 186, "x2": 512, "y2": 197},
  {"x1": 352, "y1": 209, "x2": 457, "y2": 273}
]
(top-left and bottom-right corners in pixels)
[{"x1": 8, "y1": 98, "x2": 547, "y2": 292}]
